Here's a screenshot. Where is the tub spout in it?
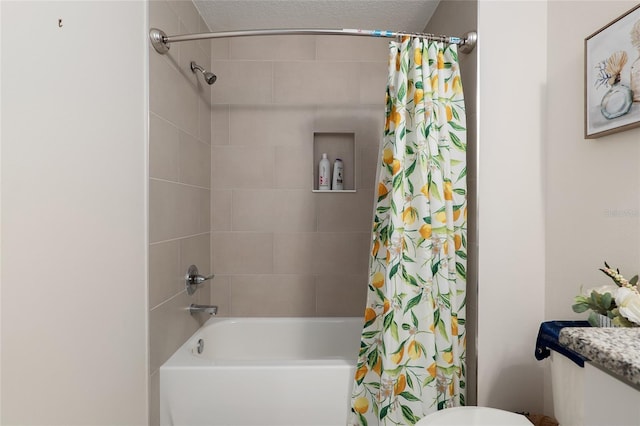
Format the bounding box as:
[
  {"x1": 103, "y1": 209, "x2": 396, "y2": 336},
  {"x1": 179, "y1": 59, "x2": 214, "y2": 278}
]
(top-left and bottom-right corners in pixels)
[{"x1": 189, "y1": 304, "x2": 218, "y2": 316}]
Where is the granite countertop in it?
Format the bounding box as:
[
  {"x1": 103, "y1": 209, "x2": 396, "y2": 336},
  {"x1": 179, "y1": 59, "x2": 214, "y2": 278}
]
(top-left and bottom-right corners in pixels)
[{"x1": 559, "y1": 327, "x2": 640, "y2": 387}]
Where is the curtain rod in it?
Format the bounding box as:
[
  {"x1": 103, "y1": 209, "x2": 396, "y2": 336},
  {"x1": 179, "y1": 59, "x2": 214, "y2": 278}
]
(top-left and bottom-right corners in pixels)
[{"x1": 149, "y1": 28, "x2": 477, "y2": 55}]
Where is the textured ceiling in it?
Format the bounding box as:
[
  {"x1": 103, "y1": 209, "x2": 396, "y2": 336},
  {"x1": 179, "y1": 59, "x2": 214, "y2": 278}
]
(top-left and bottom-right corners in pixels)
[{"x1": 193, "y1": 0, "x2": 441, "y2": 33}]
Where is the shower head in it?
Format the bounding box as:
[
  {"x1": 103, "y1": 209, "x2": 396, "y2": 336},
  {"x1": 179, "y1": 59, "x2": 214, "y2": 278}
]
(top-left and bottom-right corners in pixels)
[{"x1": 190, "y1": 61, "x2": 217, "y2": 85}]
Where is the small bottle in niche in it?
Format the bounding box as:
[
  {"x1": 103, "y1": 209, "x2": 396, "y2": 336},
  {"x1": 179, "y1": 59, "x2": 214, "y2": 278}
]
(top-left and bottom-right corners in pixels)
[
  {"x1": 332, "y1": 158, "x2": 344, "y2": 190},
  {"x1": 318, "y1": 153, "x2": 331, "y2": 190}
]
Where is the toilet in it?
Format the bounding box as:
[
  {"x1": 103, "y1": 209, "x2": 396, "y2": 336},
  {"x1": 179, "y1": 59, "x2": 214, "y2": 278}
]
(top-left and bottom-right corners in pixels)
[{"x1": 416, "y1": 406, "x2": 532, "y2": 425}]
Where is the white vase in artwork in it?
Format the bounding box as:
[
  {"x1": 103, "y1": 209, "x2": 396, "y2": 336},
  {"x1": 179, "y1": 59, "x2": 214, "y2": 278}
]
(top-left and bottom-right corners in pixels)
[{"x1": 601, "y1": 82, "x2": 633, "y2": 119}]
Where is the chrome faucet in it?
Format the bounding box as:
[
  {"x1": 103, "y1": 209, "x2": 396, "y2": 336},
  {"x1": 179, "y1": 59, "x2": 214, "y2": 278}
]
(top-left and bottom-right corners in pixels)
[{"x1": 189, "y1": 304, "x2": 218, "y2": 316}]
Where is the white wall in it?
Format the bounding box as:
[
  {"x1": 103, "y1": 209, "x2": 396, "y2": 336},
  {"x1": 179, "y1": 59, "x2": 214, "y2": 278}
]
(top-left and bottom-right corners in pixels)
[
  {"x1": 1, "y1": 1, "x2": 148, "y2": 424},
  {"x1": 477, "y1": 0, "x2": 547, "y2": 413},
  {"x1": 544, "y1": 0, "x2": 640, "y2": 415}
]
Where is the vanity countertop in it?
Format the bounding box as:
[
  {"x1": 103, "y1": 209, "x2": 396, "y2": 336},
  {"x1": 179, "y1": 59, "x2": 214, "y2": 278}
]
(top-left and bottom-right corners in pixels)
[{"x1": 559, "y1": 327, "x2": 640, "y2": 387}]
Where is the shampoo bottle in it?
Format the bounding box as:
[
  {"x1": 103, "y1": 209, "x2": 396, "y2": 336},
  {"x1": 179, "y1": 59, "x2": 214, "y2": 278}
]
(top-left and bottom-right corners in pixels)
[
  {"x1": 332, "y1": 158, "x2": 344, "y2": 190},
  {"x1": 318, "y1": 153, "x2": 331, "y2": 190}
]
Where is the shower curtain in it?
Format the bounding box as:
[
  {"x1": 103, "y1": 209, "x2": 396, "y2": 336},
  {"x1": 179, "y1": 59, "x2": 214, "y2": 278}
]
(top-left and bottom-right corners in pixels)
[{"x1": 349, "y1": 36, "x2": 467, "y2": 425}]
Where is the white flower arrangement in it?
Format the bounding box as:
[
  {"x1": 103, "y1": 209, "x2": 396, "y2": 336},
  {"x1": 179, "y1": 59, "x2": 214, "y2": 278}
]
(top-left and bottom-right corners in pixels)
[{"x1": 573, "y1": 262, "x2": 640, "y2": 327}]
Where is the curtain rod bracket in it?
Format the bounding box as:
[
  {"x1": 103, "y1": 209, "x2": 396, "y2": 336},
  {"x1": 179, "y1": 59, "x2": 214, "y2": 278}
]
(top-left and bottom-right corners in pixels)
[
  {"x1": 150, "y1": 28, "x2": 170, "y2": 54},
  {"x1": 459, "y1": 31, "x2": 477, "y2": 54}
]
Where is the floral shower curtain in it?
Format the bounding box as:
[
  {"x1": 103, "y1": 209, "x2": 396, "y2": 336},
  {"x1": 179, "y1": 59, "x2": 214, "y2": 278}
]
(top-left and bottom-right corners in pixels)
[{"x1": 349, "y1": 36, "x2": 467, "y2": 425}]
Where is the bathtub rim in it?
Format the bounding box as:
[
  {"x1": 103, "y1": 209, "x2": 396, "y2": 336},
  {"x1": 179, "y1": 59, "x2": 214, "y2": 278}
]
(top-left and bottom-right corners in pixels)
[{"x1": 161, "y1": 316, "x2": 365, "y2": 369}]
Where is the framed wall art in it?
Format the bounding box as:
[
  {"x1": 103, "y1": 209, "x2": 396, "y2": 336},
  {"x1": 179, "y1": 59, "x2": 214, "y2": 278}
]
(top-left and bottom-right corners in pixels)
[{"x1": 585, "y1": 4, "x2": 640, "y2": 139}]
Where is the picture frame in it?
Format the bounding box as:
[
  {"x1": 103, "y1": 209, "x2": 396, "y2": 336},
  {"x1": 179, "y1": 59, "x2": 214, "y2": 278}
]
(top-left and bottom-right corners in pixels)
[{"x1": 585, "y1": 4, "x2": 640, "y2": 139}]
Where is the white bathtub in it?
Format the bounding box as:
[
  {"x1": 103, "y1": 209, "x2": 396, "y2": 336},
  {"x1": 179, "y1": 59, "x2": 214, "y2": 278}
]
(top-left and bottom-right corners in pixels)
[{"x1": 160, "y1": 317, "x2": 363, "y2": 426}]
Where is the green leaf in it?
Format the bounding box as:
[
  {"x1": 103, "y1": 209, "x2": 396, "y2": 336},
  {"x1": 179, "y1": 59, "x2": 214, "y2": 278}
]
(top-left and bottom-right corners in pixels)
[
  {"x1": 398, "y1": 82, "x2": 406, "y2": 102},
  {"x1": 602, "y1": 292, "x2": 613, "y2": 310},
  {"x1": 457, "y1": 166, "x2": 467, "y2": 180},
  {"x1": 402, "y1": 323, "x2": 412, "y2": 330},
  {"x1": 405, "y1": 294, "x2": 422, "y2": 313},
  {"x1": 588, "y1": 311, "x2": 599, "y2": 327},
  {"x1": 391, "y1": 320, "x2": 399, "y2": 341},
  {"x1": 411, "y1": 311, "x2": 419, "y2": 328},
  {"x1": 362, "y1": 330, "x2": 380, "y2": 339},
  {"x1": 450, "y1": 132, "x2": 465, "y2": 150},
  {"x1": 393, "y1": 173, "x2": 403, "y2": 191},
  {"x1": 401, "y1": 404, "x2": 419, "y2": 424},
  {"x1": 572, "y1": 303, "x2": 589, "y2": 313},
  {"x1": 456, "y1": 262, "x2": 466, "y2": 279},
  {"x1": 383, "y1": 311, "x2": 394, "y2": 331},
  {"x1": 449, "y1": 121, "x2": 466, "y2": 131},
  {"x1": 631, "y1": 275, "x2": 639, "y2": 285},
  {"x1": 437, "y1": 319, "x2": 448, "y2": 338},
  {"x1": 399, "y1": 391, "x2": 420, "y2": 402},
  {"x1": 379, "y1": 404, "x2": 390, "y2": 420},
  {"x1": 389, "y1": 262, "x2": 400, "y2": 279},
  {"x1": 405, "y1": 160, "x2": 417, "y2": 177},
  {"x1": 358, "y1": 412, "x2": 368, "y2": 426},
  {"x1": 367, "y1": 348, "x2": 378, "y2": 368}
]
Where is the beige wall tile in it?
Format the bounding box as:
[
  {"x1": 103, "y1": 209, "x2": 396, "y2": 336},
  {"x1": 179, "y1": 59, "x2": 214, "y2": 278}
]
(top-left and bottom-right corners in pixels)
[
  {"x1": 149, "y1": 240, "x2": 181, "y2": 309},
  {"x1": 149, "y1": 45, "x2": 180, "y2": 122},
  {"x1": 211, "y1": 232, "x2": 273, "y2": 274},
  {"x1": 229, "y1": 275, "x2": 316, "y2": 316},
  {"x1": 150, "y1": 179, "x2": 179, "y2": 243},
  {"x1": 231, "y1": 189, "x2": 278, "y2": 231},
  {"x1": 198, "y1": 96, "x2": 212, "y2": 145},
  {"x1": 212, "y1": 146, "x2": 275, "y2": 189},
  {"x1": 313, "y1": 232, "x2": 370, "y2": 275},
  {"x1": 232, "y1": 189, "x2": 316, "y2": 232},
  {"x1": 229, "y1": 35, "x2": 316, "y2": 60},
  {"x1": 149, "y1": 45, "x2": 199, "y2": 135},
  {"x1": 150, "y1": 179, "x2": 210, "y2": 243},
  {"x1": 316, "y1": 275, "x2": 368, "y2": 316},
  {"x1": 211, "y1": 60, "x2": 273, "y2": 104},
  {"x1": 273, "y1": 232, "x2": 315, "y2": 274},
  {"x1": 358, "y1": 62, "x2": 388, "y2": 105},
  {"x1": 211, "y1": 189, "x2": 232, "y2": 231},
  {"x1": 210, "y1": 275, "x2": 231, "y2": 316},
  {"x1": 179, "y1": 130, "x2": 211, "y2": 188},
  {"x1": 275, "y1": 145, "x2": 313, "y2": 189},
  {"x1": 149, "y1": 290, "x2": 202, "y2": 373},
  {"x1": 211, "y1": 105, "x2": 229, "y2": 145},
  {"x1": 149, "y1": 113, "x2": 180, "y2": 181},
  {"x1": 180, "y1": 233, "x2": 211, "y2": 281},
  {"x1": 229, "y1": 105, "x2": 314, "y2": 146},
  {"x1": 316, "y1": 35, "x2": 389, "y2": 62},
  {"x1": 173, "y1": 62, "x2": 200, "y2": 136},
  {"x1": 211, "y1": 39, "x2": 229, "y2": 60},
  {"x1": 273, "y1": 61, "x2": 360, "y2": 104},
  {"x1": 316, "y1": 190, "x2": 374, "y2": 232}
]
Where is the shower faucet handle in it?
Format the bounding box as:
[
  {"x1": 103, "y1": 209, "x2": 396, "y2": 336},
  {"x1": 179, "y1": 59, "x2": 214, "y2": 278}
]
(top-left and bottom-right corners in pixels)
[{"x1": 185, "y1": 264, "x2": 214, "y2": 295}]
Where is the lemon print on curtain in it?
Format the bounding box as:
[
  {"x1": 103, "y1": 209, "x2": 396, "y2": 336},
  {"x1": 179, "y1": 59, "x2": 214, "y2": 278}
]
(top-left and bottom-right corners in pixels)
[{"x1": 349, "y1": 36, "x2": 467, "y2": 425}]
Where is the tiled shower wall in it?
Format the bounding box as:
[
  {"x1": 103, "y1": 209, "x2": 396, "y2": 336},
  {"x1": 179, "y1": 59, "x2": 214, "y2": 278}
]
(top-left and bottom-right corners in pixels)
[
  {"x1": 209, "y1": 36, "x2": 389, "y2": 316},
  {"x1": 148, "y1": 1, "x2": 212, "y2": 423}
]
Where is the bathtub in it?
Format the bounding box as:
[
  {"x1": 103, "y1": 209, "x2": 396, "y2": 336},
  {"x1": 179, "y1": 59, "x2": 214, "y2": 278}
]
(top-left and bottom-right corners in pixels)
[{"x1": 160, "y1": 317, "x2": 363, "y2": 426}]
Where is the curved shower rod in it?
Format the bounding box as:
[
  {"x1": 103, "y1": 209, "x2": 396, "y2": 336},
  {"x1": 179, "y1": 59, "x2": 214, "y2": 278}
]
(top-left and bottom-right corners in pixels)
[{"x1": 149, "y1": 27, "x2": 477, "y2": 55}]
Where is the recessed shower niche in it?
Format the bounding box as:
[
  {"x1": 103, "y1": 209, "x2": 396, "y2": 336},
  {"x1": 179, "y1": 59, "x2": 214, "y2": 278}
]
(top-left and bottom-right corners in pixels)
[{"x1": 312, "y1": 132, "x2": 356, "y2": 192}]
